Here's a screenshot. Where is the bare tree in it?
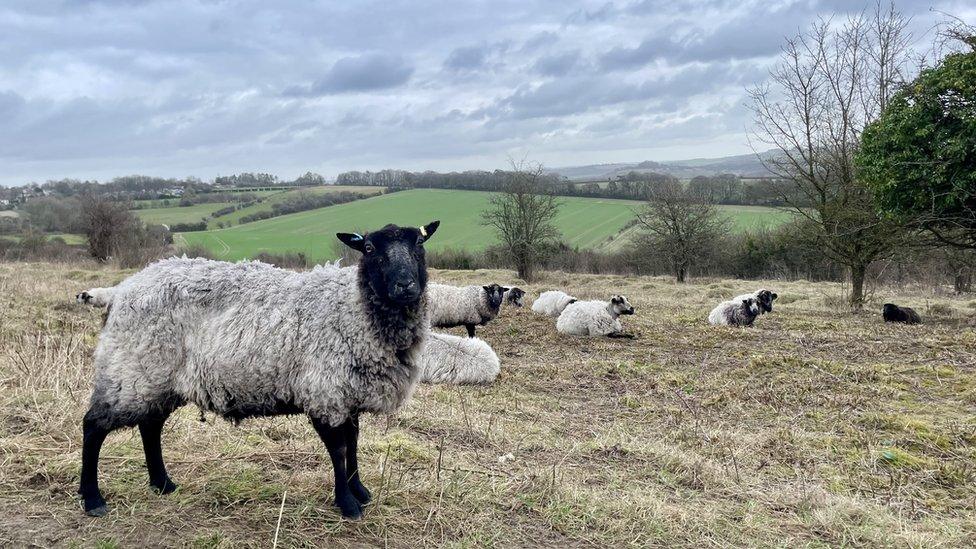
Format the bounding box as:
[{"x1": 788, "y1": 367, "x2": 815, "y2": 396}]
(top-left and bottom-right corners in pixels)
[
  {"x1": 635, "y1": 180, "x2": 729, "y2": 283},
  {"x1": 749, "y1": 3, "x2": 912, "y2": 308},
  {"x1": 481, "y1": 162, "x2": 561, "y2": 282}
]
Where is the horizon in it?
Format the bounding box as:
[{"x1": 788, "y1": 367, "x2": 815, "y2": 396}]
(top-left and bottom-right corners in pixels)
[{"x1": 2, "y1": 1, "x2": 972, "y2": 186}]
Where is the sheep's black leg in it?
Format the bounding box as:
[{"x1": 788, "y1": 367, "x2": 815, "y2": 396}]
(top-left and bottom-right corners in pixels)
[
  {"x1": 344, "y1": 414, "x2": 371, "y2": 504},
  {"x1": 465, "y1": 324, "x2": 476, "y2": 338},
  {"x1": 79, "y1": 411, "x2": 111, "y2": 517},
  {"x1": 607, "y1": 331, "x2": 635, "y2": 339},
  {"x1": 311, "y1": 417, "x2": 363, "y2": 519},
  {"x1": 139, "y1": 413, "x2": 177, "y2": 494}
]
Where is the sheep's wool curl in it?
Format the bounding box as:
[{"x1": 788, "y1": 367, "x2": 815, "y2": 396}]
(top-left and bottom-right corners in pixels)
[
  {"x1": 556, "y1": 300, "x2": 622, "y2": 336},
  {"x1": 417, "y1": 332, "x2": 500, "y2": 384},
  {"x1": 88, "y1": 257, "x2": 427, "y2": 428},
  {"x1": 531, "y1": 290, "x2": 576, "y2": 317}
]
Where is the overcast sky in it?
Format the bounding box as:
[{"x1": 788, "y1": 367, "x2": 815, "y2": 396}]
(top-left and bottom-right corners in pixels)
[{"x1": 1, "y1": 0, "x2": 971, "y2": 185}]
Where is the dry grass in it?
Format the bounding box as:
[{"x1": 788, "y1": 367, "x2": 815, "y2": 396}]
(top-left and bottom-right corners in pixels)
[{"x1": 1, "y1": 261, "x2": 975, "y2": 547}]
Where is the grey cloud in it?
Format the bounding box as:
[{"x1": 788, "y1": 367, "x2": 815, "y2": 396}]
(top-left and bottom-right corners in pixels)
[
  {"x1": 285, "y1": 53, "x2": 414, "y2": 96},
  {"x1": 533, "y1": 50, "x2": 580, "y2": 76},
  {"x1": 444, "y1": 45, "x2": 489, "y2": 71}
]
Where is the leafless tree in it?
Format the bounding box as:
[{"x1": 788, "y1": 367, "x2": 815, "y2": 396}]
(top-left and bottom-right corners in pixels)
[
  {"x1": 635, "y1": 180, "x2": 729, "y2": 283},
  {"x1": 481, "y1": 162, "x2": 562, "y2": 281},
  {"x1": 749, "y1": 2, "x2": 912, "y2": 308}
]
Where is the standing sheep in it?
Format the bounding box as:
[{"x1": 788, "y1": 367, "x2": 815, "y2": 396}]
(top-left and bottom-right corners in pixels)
[
  {"x1": 78, "y1": 221, "x2": 440, "y2": 520},
  {"x1": 882, "y1": 303, "x2": 921, "y2": 324},
  {"x1": 531, "y1": 290, "x2": 577, "y2": 317},
  {"x1": 76, "y1": 287, "x2": 116, "y2": 308},
  {"x1": 417, "y1": 332, "x2": 501, "y2": 384},
  {"x1": 733, "y1": 289, "x2": 778, "y2": 314},
  {"x1": 556, "y1": 295, "x2": 636, "y2": 337},
  {"x1": 708, "y1": 297, "x2": 760, "y2": 326},
  {"x1": 427, "y1": 283, "x2": 508, "y2": 337}
]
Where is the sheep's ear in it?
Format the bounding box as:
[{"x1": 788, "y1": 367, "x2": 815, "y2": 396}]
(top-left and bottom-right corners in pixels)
[
  {"x1": 771, "y1": 293, "x2": 778, "y2": 300},
  {"x1": 420, "y1": 220, "x2": 440, "y2": 240},
  {"x1": 502, "y1": 286, "x2": 511, "y2": 292},
  {"x1": 336, "y1": 232, "x2": 366, "y2": 252},
  {"x1": 483, "y1": 285, "x2": 492, "y2": 293}
]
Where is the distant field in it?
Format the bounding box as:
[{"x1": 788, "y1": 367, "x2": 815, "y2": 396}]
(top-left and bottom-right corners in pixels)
[
  {"x1": 213, "y1": 185, "x2": 383, "y2": 227},
  {"x1": 178, "y1": 189, "x2": 791, "y2": 261},
  {"x1": 132, "y1": 190, "x2": 286, "y2": 209},
  {"x1": 133, "y1": 202, "x2": 238, "y2": 225}
]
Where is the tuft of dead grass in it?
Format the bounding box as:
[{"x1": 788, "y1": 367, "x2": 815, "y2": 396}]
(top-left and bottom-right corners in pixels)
[{"x1": 1, "y1": 262, "x2": 974, "y2": 547}]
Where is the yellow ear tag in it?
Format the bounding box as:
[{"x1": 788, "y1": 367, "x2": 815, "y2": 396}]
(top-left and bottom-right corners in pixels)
[{"x1": 420, "y1": 226, "x2": 428, "y2": 237}]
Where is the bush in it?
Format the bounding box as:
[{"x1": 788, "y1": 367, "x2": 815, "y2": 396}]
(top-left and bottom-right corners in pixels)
[
  {"x1": 177, "y1": 243, "x2": 215, "y2": 260},
  {"x1": 169, "y1": 221, "x2": 208, "y2": 232},
  {"x1": 239, "y1": 191, "x2": 366, "y2": 224}
]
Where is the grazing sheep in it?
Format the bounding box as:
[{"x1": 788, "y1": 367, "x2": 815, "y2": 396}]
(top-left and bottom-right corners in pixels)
[
  {"x1": 427, "y1": 283, "x2": 508, "y2": 337},
  {"x1": 733, "y1": 289, "x2": 778, "y2": 314},
  {"x1": 708, "y1": 297, "x2": 760, "y2": 326},
  {"x1": 78, "y1": 221, "x2": 440, "y2": 520},
  {"x1": 75, "y1": 287, "x2": 115, "y2": 308},
  {"x1": 531, "y1": 290, "x2": 577, "y2": 317},
  {"x1": 556, "y1": 295, "x2": 636, "y2": 338},
  {"x1": 504, "y1": 287, "x2": 526, "y2": 308},
  {"x1": 417, "y1": 332, "x2": 500, "y2": 384},
  {"x1": 882, "y1": 303, "x2": 921, "y2": 324}
]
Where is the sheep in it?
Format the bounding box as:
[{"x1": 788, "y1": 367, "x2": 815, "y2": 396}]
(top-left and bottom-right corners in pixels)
[
  {"x1": 556, "y1": 295, "x2": 636, "y2": 338},
  {"x1": 427, "y1": 283, "x2": 508, "y2": 337},
  {"x1": 77, "y1": 221, "x2": 440, "y2": 520},
  {"x1": 417, "y1": 332, "x2": 500, "y2": 384},
  {"x1": 504, "y1": 287, "x2": 526, "y2": 308},
  {"x1": 75, "y1": 287, "x2": 115, "y2": 308},
  {"x1": 882, "y1": 303, "x2": 921, "y2": 324},
  {"x1": 531, "y1": 290, "x2": 577, "y2": 317},
  {"x1": 733, "y1": 289, "x2": 778, "y2": 314},
  {"x1": 708, "y1": 297, "x2": 760, "y2": 326}
]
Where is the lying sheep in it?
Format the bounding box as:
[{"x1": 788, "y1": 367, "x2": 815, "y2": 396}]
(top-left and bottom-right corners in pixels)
[
  {"x1": 556, "y1": 295, "x2": 636, "y2": 338},
  {"x1": 733, "y1": 289, "x2": 777, "y2": 314},
  {"x1": 78, "y1": 221, "x2": 440, "y2": 520},
  {"x1": 76, "y1": 287, "x2": 115, "y2": 308},
  {"x1": 504, "y1": 287, "x2": 526, "y2": 308},
  {"x1": 882, "y1": 303, "x2": 921, "y2": 324},
  {"x1": 531, "y1": 290, "x2": 577, "y2": 317},
  {"x1": 427, "y1": 283, "x2": 508, "y2": 337},
  {"x1": 417, "y1": 332, "x2": 500, "y2": 384},
  {"x1": 708, "y1": 297, "x2": 760, "y2": 326}
]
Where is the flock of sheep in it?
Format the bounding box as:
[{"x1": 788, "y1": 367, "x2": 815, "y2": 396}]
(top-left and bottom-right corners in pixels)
[{"x1": 70, "y1": 221, "x2": 924, "y2": 520}]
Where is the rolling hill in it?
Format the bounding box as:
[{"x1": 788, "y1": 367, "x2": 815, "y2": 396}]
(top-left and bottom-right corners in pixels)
[{"x1": 179, "y1": 189, "x2": 792, "y2": 262}]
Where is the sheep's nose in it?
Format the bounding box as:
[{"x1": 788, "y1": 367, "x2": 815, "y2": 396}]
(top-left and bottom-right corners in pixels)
[{"x1": 393, "y1": 280, "x2": 416, "y2": 293}]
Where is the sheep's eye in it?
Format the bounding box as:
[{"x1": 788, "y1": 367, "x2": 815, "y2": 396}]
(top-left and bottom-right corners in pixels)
[{"x1": 364, "y1": 242, "x2": 375, "y2": 254}]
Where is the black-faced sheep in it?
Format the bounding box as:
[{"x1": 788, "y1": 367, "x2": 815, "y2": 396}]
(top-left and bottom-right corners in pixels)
[
  {"x1": 531, "y1": 290, "x2": 577, "y2": 317},
  {"x1": 734, "y1": 289, "x2": 778, "y2": 314},
  {"x1": 882, "y1": 303, "x2": 921, "y2": 324},
  {"x1": 417, "y1": 332, "x2": 501, "y2": 384},
  {"x1": 556, "y1": 295, "x2": 635, "y2": 337},
  {"x1": 504, "y1": 287, "x2": 526, "y2": 308},
  {"x1": 427, "y1": 283, "x2": 508, "y2": 337},
  {"x1": 708, "y1": 297, "x2": 760, "y2": 326},
  {"x1": 76, "y1": 287, "x2": 115, "y2": 308},
  {"x1": 78, "y1": 221, "x2": 440, "y2": 520}
]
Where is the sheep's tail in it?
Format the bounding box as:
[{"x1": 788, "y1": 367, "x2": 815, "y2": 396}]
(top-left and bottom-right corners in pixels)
[
  {"x1": 76, "y1": 286, "x2": 117, "y2": 308},
  {"x1": 418, "y1": 332, "x2": 501, "y2": 385}
]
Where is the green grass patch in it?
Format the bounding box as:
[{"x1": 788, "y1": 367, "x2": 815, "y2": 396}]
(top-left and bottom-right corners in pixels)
[{"x1": 134, "y1": 202, "x2": 238, "y2": 225}]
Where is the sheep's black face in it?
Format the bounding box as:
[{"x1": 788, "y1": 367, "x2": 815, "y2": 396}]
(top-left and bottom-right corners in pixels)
[
  {"x1": 483, "y1": 284, "x2": 509, "y2": 312},
  {"x1": 882, "y1": 303, "x2": 899, "y2": 321},
  {"x1": 611, "y1": 295, "x2": 635, "y2": 315},
  {"x1": 506, "y1": 287, "x2": 526, "y2": 307},
  {"x1": 742, "y1": 298, "x2": 760, "y2": 317},
  {"x1": 338, "y1": 221, "x2": 439, "y2": 306},
  {"x1": 756, "y1": 289, "x2": 777, "y2": 313}
]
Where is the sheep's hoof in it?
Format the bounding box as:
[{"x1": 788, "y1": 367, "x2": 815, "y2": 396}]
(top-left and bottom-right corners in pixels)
[
  {"x1": 150, "y1": 477, "x2": 178, "y2": 495},
  {"x1": 351, "y1": 483, "x2": 372, "y2": 504},
  {"x1": 85, "y1": 503, "x2": 109, "y2": 517},
  {"x1": 335, "y1": 495, "x2": 363, "y2": 520}
]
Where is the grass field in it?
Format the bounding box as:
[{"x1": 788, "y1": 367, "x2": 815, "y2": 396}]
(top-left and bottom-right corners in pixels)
[
  {"x1": 1, "y1": 261, "x2": 974, "y2": 547},
  {"x1": 179, "y1": 190, "x2": 793, "y2": 261},
  {"x1": 132, "y1": 190, "x2": 287, "y2": 209},
  {"x1": 212, "y1": 185, "x2": 384, "y2": 227},
  {"x1": 133, "y1": 202, "x2": 238, "y2": 225}
]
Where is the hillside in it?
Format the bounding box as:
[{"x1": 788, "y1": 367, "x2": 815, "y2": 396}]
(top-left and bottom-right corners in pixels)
[
  {"x1": 549, "y1": 150, "x2": 779, "y2": 181},
  {"x1": 3, "y1": 262, "x2": 974, "y2": 546},
  {"x1": 178, "y1": 189, "x2": 792, "y2": 261}
]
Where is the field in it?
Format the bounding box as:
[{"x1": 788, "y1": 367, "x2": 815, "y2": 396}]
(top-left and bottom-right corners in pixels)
[
  {"x1": 179, "y1": 190, "x2": 793, "y2": 261},
  {"x1": 133, "y1": 202, "x2": 238, "y2": 225},
  {"x1": 212, "y1": 185, "x2": 384, "y2": 227},
  {"x1": 1, "y1": 261, "x2": 974, "y2": 547}
]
